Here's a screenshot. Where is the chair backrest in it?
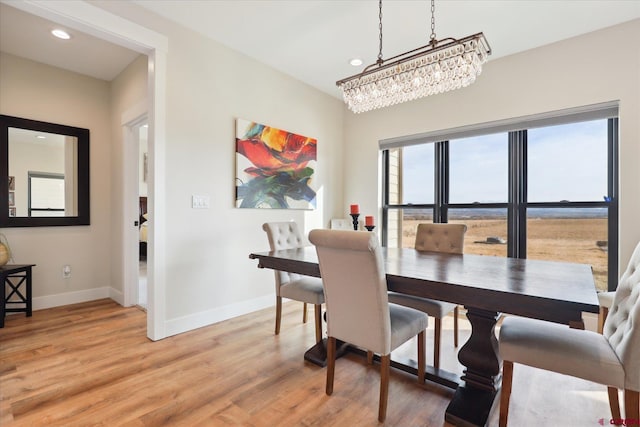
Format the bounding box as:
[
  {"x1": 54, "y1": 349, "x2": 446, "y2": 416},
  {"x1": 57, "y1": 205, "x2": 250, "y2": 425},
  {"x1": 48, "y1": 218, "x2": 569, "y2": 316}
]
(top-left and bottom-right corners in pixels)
[
  {"x1": 262, "y1": 222, "x2": 305, "y2": 292},
  {"x1": 414, "y1": 223, "x2": 467, "y2": 254},
  {"x1": 309, "y1": 229, "x2": 392, "y2": 355},
  {"x1": 604, "y1": 241, "x2": 640, "y2": 391}
]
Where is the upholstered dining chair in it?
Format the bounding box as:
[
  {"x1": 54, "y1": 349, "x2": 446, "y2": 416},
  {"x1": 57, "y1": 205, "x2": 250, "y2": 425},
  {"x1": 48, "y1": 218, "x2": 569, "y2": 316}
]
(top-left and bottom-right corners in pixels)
[
  {"x1": 262, "y1": 222, "x2": 325, "y2": 343},
  {"x1": 309, "y1": 229, "x2": 428, "y2": 422},
  {"x1": 388, "y1": 223, "x2": 467, "y2": 369},
  {"x1": 498, "y1": 241, "x2": 640, "y2": 427}
]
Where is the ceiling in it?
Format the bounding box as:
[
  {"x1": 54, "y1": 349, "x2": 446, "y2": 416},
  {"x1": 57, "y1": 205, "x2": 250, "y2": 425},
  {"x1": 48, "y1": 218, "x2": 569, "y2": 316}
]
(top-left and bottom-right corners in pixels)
[
  {"x1": 2, "y1": 1, "x2": 640, "y2": 99},
  {"x1": 0, "y1": 3, "x2": 140, "y2": 81}
]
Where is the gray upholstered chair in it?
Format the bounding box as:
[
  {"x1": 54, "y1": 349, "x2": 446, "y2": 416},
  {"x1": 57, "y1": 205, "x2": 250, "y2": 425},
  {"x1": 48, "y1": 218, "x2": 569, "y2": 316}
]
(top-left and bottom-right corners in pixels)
[
  {"x1": 262, "y1": 222, "x2": 325, "y2": 343},
  {"x1": 388, "y1": 223, "x2": 467, "y2": 369},
  {"x1": 498, "y1": 242, "x2": 640, "y2": 427},
  {"x1": 309, "y1": 229, "x2": 428, "y2": 422}
]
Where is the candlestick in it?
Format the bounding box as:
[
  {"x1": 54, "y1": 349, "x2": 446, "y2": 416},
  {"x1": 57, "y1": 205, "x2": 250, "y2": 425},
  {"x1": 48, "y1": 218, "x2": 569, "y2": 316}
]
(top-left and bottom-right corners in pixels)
[
  {"x1": 350, "y1": 213, "x2": 360, "y2": 231},
  {"x1": 364, "y1": 225, "x2": 376, "y2": 232}
]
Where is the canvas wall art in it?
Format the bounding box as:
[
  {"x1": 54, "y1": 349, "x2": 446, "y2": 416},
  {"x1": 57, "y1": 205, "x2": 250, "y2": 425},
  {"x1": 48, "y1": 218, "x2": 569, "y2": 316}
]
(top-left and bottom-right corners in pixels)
[{"x1": 235, "y1": 119, "x2": 317, "y2": 209}]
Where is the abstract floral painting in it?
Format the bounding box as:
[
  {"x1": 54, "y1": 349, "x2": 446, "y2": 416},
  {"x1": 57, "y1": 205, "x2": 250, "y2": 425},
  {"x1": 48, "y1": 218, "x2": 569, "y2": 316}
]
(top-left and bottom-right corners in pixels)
[{"x1": 235, "y1": 119, "x2": 317, "y2": 209}]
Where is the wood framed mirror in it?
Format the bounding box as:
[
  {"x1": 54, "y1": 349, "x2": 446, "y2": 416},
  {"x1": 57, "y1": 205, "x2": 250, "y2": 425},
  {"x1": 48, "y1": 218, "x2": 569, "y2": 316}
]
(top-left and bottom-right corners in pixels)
[{"x1": 0, "y1": 114, "x2": 90, "y2": 227}]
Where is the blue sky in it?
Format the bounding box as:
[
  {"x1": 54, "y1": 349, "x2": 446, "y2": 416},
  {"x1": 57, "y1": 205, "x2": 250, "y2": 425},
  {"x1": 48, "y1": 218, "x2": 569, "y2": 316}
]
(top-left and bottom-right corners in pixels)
[{"x1": 401, "y1": 119, "x2": 608, "y2": 204}]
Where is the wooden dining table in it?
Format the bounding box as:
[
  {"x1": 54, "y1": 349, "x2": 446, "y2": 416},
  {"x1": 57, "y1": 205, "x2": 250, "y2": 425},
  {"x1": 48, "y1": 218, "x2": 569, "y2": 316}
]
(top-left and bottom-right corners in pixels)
[{"x1": 249, "y1": 246, "x2": 599, "y2": 427}]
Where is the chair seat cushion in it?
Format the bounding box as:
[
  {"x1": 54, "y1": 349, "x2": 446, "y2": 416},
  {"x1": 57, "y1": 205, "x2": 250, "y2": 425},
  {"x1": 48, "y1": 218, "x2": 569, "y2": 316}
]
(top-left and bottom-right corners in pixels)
[
  {"x1": 388, "y1": 303, "x2": 429, "y2": 352},
  {"x1": 499, "y1": 316, "x2": 625, "y2": 388},
  {"x1": 280, "y1": 277, "x2": 325, "y2": 305},
  {"x1": 388, "y1": 292, "x2": 456, "y2": 318}
]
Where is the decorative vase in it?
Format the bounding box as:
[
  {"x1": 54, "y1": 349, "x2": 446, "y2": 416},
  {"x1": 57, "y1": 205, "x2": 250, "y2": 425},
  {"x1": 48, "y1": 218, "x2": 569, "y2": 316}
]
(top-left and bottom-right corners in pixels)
[
  {"x1": 0, "y1": 243, "x2": 8, "y2": 266},
  {"x1": 0, "y1": 234, "x2": 11, "y2": 266}
]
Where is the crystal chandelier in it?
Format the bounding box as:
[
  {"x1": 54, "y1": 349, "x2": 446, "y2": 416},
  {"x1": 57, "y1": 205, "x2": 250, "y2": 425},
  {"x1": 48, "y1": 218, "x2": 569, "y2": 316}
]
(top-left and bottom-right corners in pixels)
[{"x1": 336, "y1": 0, "x2": 491, "y2": 114}]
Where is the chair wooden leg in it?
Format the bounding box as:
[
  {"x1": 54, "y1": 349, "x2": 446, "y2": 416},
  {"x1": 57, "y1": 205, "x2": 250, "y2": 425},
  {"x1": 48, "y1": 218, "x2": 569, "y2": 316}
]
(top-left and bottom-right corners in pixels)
[
  {"x1": 598, "y1": 306, "x2": 609, "y2": 334},
  {"x1": 302, "y1": 302, "x2": 308, "y2": 323},
  {"x1": 326, "y1": 337, "x2": 336, "y2": 395},
  {"x1": 417, "y1": 331, "x2": 425, "y2": 383},
  {"x1": 453, "y1": 306, "x2": 459, "y2": 347},
  {"x1": 275, "y1": 296, "x2": 282, "y2": 335},
  {"x1": 434, "y1": 317, "x2": 442, "y2": 370},
  {"x1": 367, "y1": 351, "x2": 374, "y2": 365},
  {"x1": 624, "y1": 389, "x2": 639, "y2": 422},
  {"x1": 379, "y1": 354, "x2": 390, "y2": 422},
  {"x1": 499, "y1": 360, "x2": 514, "y2": 427},
  {"x1": 314, "y1": 304, "x2": 322, "y2": 343},
  {"x1": 608, "y1": 387, "x2": 621, "y2": 421}
]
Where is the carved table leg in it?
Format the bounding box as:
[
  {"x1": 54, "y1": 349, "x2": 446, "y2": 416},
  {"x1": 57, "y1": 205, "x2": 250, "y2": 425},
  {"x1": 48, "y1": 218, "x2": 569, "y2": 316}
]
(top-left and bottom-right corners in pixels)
[{"x1": 445, "y1": 306, "x2": 501, "y2": 427}]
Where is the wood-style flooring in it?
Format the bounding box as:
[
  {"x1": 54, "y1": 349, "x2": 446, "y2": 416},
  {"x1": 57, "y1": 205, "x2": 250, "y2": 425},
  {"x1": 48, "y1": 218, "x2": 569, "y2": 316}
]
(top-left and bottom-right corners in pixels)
[{"x1": 0, "y1": 299, "x2": 615, "y2": 426}]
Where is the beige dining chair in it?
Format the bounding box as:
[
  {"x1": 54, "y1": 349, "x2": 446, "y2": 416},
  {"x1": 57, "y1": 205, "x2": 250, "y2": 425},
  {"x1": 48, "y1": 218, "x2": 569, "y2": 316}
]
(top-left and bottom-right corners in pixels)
[
  {"x1": 498, "y1": 241, "x2": 640, "y2": 427},
  {"x1": 388, "y1": 223, "x2": 467, "y2": 369},
  {"x1": 262, "y1": 222, "x2": 325, "y2": 343},
  {"x1": 309, "y1": 229, "x2": 428, "y2": 422}
]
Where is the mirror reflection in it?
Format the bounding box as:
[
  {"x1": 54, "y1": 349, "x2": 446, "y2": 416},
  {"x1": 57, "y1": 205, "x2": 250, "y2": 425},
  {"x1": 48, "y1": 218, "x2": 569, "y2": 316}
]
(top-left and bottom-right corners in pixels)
[
  {"x1": 1, "y1": 114, "x2": 90, "y2": 227},
  {"x1": 8, "y1": 128, "x2": 78, "y2": 217}
]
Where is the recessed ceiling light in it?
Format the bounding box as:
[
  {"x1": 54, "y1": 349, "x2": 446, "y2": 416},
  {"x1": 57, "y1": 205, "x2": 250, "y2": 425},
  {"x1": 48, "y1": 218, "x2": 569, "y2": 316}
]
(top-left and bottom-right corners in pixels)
[
  {"x1": 36, "y1": 135, "x2": 46, "y2": 139},
  {"x1": 349, "y1": 58, "x2": 363, "y2": 67},
  {"x1": 51, "y1": 29, "x2": 71, "y2": 40}
]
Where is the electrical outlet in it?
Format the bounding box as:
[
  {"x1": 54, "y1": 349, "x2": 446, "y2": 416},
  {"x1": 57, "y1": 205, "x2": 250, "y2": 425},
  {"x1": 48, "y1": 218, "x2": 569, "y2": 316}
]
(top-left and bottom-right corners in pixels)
[{"x1": 62, "y1": 265, "x2": 71, "y2": 278}]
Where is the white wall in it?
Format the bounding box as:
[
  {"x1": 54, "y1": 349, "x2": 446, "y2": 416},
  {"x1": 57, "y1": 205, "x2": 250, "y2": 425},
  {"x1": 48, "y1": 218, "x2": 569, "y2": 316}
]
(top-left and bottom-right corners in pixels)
[
  {"x1": 2, "y1": 2, "x2": 343, "y2": 335},
  {"x1": 88, "y1": 2, "x2": 346, "y2": 336},
  {"x1": 0, "y1": 52, "x2": 113, "y2": 306},
  {"x1": 343, "y1": 19, "x2": 640, "y2": 271},
  {"x1": 109, "y1": 54, "x2": 148, "y2": 301}
]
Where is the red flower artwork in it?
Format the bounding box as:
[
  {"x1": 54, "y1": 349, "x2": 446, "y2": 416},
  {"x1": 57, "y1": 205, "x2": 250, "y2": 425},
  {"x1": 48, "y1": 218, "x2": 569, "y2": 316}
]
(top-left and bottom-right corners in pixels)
[{"x1": 236, "y1": 120, "x2": 317, "y2": 209}]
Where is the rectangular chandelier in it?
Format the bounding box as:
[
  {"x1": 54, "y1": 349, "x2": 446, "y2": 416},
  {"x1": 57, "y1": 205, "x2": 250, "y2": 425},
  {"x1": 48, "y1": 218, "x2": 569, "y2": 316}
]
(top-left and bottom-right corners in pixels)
[{"x1": 336, "y1": 32, "x2": 491, "y2": 114}]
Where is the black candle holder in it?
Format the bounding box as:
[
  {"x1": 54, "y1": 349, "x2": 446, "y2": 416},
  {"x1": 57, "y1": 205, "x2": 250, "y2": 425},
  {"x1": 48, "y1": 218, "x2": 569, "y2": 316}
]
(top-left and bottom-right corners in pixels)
[
  {"x1": 350, "y1": 213, "x2": 360, "y2": 231},
  {"x1": 364, "y1": 225, "x2": 375, "y2": 232}
]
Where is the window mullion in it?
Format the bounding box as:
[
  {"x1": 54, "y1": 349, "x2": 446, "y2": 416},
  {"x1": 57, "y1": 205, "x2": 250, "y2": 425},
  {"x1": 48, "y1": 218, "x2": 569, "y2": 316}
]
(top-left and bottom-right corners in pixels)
[
  {"x1": 508, "y1": 131, "x2": 527, "y2": 258},
  {"x1": 607, "y1": 118, "x2": 619, "y2": 291},
  {"x1": 381, "y1": 149, "x2": 390, "y2": 246},
  {"x1": 434, "y1": 141, "x2": 449, "y2": 223}
]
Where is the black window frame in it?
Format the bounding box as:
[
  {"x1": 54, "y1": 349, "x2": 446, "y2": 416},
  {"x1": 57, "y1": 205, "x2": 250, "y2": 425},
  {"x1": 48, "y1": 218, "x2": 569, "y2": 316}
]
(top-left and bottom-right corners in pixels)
[{"x1": 382, "y1": 117, "x2": 619, "y2": 291}]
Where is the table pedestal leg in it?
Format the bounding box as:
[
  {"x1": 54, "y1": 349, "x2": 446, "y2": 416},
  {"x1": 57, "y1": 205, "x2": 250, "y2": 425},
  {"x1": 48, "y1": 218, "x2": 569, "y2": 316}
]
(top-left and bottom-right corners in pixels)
[
  {"x1": 304, "y1": 338, "x2": 350, "y2": 367},
  {"x1": 445, "y1": 307, "x2": 501, "y2": 427}
]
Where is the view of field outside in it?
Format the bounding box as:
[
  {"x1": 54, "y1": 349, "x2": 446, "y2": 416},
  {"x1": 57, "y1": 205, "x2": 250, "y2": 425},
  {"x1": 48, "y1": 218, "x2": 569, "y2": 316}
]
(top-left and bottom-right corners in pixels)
[
  {"x1": 390, "y1": 119, "x2": 611, "y2": 292},
  {"x1": 398, "y1": 216, "x2": 608, "y2": 291}
]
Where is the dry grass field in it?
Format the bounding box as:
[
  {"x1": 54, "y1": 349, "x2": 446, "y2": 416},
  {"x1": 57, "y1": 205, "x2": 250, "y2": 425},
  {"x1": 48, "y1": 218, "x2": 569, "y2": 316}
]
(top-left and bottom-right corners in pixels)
[{"x1": 401, "y1": 218, "x2": 608, "y2": 291}]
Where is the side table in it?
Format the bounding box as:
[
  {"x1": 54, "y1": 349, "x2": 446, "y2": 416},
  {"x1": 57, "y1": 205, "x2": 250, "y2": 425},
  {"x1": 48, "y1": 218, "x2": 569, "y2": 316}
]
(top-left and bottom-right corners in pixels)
[{"x1": 1, "y1": 264, "x2": 35, "y2": 328}]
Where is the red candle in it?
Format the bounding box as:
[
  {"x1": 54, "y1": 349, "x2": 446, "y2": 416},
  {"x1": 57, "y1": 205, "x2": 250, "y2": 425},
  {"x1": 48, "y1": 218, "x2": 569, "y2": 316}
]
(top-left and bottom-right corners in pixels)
[
  {"x1": 365, "y1": 216, "x2": 374, "y2": 226},
  {"x1": 350, "y1": 204, "x2": 360, "y2": 214}
]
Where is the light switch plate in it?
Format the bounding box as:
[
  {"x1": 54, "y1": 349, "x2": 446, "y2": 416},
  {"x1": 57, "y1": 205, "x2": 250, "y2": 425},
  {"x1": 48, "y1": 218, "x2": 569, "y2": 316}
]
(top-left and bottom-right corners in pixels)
[{"x1": 192, "y1": 194, "x2": 210, "y2": 209}]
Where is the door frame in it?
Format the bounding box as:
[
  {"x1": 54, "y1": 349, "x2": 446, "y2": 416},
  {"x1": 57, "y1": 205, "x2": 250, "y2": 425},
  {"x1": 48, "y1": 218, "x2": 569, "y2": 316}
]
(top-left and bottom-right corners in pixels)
[{"x1": 11, "y1": 0, "x2": 169, "y2": 340}]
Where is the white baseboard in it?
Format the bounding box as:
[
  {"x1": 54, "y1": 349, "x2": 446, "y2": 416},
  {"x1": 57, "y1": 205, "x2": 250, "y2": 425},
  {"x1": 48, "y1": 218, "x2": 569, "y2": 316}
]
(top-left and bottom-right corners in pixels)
[
  {"x1": 164, "y1": 294, "x2": 275, "y2": 338},
  {"x1": 32, "y1": 287, "x2": 115, "y2": 310},
  {"x1": 31, "y1": 290, "x2": 276, "y2": 339},
  {"x1": 109, "y1": 288, "x2": 125, "y2": 306}
]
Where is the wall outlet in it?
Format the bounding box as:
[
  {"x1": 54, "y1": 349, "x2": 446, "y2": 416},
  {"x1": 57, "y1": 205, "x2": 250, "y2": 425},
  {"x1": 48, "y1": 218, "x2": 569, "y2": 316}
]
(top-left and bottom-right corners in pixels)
[{"x1": 62, "y1": 265, "x2": 71, "y2": 278}]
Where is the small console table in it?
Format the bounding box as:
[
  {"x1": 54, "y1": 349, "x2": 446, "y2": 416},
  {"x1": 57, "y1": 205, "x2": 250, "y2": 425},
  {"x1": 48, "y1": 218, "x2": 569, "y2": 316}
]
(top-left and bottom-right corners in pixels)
[{"x1": 1, "y1": 264, "x2": 35, "y2": 328}]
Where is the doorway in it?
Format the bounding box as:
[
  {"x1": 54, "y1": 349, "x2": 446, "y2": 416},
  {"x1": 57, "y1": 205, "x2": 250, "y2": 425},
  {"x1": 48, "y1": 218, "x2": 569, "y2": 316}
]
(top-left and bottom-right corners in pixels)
[
  {"x1": 137, "y1": 123, "x2": 149, "y2": 309},
  {"x1": 17, "y1": 0, "x2": 168, "y2": 340}
]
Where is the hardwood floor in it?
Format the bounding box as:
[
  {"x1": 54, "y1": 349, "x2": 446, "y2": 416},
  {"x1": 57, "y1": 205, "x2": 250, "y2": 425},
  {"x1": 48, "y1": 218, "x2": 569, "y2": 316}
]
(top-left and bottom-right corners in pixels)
[{"x1": 0, "y1": 299, "x2": 615, "y2": 426}]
